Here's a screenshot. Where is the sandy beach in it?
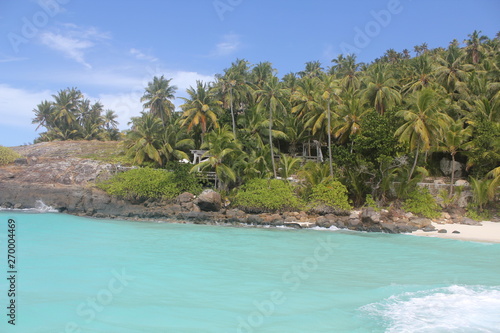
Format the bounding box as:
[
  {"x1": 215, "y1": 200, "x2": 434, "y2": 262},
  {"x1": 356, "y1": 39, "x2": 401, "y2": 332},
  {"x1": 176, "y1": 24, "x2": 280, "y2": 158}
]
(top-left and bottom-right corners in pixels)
[{"x1": 411, "y1": 221, "x2": 500, "y2": 243}]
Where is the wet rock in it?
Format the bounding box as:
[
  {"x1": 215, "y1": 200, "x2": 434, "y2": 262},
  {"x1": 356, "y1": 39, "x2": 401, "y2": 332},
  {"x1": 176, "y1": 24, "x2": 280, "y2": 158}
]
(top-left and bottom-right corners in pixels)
[
  {"x1": 422, "y1": 225, "x2": 436, "y2": 232},
  {"x1": 438, "y1": 229, "x2": 448, "y2": 233},
  {"x1": 452, "y1": 230, "x2": 460, "y2": 234}
]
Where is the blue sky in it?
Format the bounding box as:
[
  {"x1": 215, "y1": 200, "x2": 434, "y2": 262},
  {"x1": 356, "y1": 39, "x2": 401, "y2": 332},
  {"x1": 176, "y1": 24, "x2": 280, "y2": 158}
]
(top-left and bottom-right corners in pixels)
[{"x1": 0, "y1": 0, "x2": 498, "y2": 146}]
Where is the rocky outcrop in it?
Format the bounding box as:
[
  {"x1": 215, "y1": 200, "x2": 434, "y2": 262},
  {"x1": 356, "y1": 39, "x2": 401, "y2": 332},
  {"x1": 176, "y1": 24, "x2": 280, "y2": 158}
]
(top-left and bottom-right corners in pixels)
[{"x1": 194, "y1": 189, "x2": 222, "y2": 212}]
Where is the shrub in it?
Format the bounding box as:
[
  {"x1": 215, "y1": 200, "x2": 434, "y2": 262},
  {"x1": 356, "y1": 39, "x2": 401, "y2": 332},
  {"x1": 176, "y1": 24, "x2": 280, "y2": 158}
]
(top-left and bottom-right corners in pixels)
[
  {"x1": 233, "y1": 179, "x2": 303, "y2": 213},
  {"x1": 98, "y1": 167, "x2": 202, "y2": 201},
  {"x1": 308, "y1": 179, "x2": 352, "y2": 212},
  {"x1": 0, "y1": 146, "x2": 21, "y2": 166},
  {"x1": 402, "y1": 188, "x2": 441, "y2": 219}
]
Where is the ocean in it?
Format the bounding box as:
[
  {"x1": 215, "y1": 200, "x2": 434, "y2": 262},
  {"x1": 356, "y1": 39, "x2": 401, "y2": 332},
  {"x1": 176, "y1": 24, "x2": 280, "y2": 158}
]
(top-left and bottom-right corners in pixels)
[{"x1": 0, "y1": 210, "x2": 499, "y2": 332}]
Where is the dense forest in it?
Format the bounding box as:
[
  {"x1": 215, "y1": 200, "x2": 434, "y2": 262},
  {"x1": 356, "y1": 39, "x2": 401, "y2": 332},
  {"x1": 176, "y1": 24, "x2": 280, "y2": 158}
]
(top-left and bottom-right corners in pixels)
[{"x1": 32, "y1": 31, "x2": 499, "y2": 215}]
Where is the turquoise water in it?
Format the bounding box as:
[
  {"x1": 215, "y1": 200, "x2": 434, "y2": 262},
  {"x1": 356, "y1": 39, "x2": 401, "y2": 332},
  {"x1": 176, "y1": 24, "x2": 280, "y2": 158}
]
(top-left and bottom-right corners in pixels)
[{"x1": 0, "y1": 211, "x2": 499, "y2": 333}]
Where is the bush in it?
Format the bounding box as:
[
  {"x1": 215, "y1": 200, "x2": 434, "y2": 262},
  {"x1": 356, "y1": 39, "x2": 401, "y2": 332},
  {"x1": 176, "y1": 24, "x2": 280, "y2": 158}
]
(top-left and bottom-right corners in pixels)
[
  {"x1": 308, "y1": 179, "x2": 352, "y2": 212},
  {"x1": 98, "y1": 167, "x2": 202, "y2": 201},
  {"x1": 402, "y1": 188, "x2": 441, "y2": 219},
  {"x1": 233, "y1": 179, "x2": 303, "y2": 213},
  {"x1": 0, "y1": 146, "x2": 21, "y2": 166}
]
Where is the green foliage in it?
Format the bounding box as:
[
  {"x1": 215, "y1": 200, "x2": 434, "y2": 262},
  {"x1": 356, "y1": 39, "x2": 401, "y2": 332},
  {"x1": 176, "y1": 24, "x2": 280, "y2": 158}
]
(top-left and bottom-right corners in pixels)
[
  {"x1": 233, "y1": 179, "x2": 303, "y2": 213},
  {"x1": 364, "y1": 194, "x2": 381, "y2": 211},
  {"x1": 0, "y1": 146, "x2": 21, "y2": 166},
  {"x1": 402, "y1": 188, "x2": 441, "y2": 218},
  {"x1": 98, "y1": 167, "x2": 202, "y2": 201},
  {"x1": 308, "y1": 179, "x2": 352, "y2": 211}
]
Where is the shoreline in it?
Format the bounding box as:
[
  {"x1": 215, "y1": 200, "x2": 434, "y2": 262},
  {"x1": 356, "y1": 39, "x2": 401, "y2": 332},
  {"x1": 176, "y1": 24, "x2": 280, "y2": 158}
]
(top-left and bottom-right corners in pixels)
[
  {"x1": 410, "y1": 221, "x2": 500, "y2": 243},
  {"x1": 3, "y1": 207, "x2": 500, "y2": 244}
]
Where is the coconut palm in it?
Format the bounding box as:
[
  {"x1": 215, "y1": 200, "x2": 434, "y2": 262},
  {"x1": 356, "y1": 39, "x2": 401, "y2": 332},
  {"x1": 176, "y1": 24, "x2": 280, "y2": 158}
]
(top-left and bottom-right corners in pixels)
[
  {"x1": 298, "y1": 61, "x2": 324, "y2": 78},
  {"x1": 361, "y1": 63, "x2": 401, "y2": 115},
  {"x1": 464, "y1": 30, "x2": 489, "y2": 64},
  {"x1": 395, "y1": 88, "x2": 453, "y2": 180},
  {"x1": 141, "y1": 75, "x2": 177, "y2": 124},
  {"x1": 329, "y1": 54, "x2": 362, "y2": 91},
  {"x1": 333, "y1": 93, "x2": 370, "y2": 149},
  {"x1": 125, "y1": 113, "x2": 164, "y2": 166},
  {"x1": 159, "y1": 122, "x2": 194, "y2": 163},
  {"x1": 32, "y1": 100, "x2": 54, "y2": 131},
  {"x1": 214, "y1": 59, "x2": 253, "y2": 137},
  {"x1": 180, "y1": 81, "x2": 222, "y2": 144},
  {"x1": 436, "y1": 119, "x2": 472, "y2": 196},
  {"x1": 193, "y1": 126, "x2": 242, "y2": 189},
  {"x1": 254, "y1": 76, "x2": 290, "y2": 178},
  {"x1": 434, "y1": 44, "x2": 473, "y2": 98},
  {"x1": 52, "y1": 88, "x2": 82, "y2": 128}
]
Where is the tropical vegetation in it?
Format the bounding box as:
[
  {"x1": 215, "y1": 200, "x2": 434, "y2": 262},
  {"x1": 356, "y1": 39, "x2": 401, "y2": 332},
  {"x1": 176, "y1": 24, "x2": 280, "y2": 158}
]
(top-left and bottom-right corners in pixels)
[{"x1": 33, "y1": 31, "x2": 500, "y2": 214}]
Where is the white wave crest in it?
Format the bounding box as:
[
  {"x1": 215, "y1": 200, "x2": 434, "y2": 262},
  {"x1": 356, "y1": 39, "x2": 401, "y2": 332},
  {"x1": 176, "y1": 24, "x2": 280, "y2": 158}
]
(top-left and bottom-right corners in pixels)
[
  {"x1": 361, "y1": 285, "x2": 500, "y2": 332},
  {"x1": 0, "y1": 200, "x2": 58, "y2": 213}
]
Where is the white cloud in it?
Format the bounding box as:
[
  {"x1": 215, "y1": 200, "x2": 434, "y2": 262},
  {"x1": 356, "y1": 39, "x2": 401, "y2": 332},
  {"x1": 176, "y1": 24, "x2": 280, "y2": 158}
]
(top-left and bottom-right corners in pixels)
[
  {"x1": 0, "y1": 84, "x2": 52, "y2": 128},
  {"x1": 39, "y1": 24, "x2": 111, "y2": 68},
  {"x1": 40, "y1": 32, "x2": 93, "y2": 68},
  {"x1": 130, "y1": 48, "x2": 158, "y2": 62},
  {"x1": 211, "y1": 33, "x2": 241, "y2": 57}
]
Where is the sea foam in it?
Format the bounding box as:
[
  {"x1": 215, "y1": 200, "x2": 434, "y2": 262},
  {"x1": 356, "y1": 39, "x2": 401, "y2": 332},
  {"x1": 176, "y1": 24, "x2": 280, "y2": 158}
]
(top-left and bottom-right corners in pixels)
[
  {"x1": 361, "y1": 285, "x2": 500, "y2": 332},
  {"x1": 0, "y1": 200, "x2": 58, "y2": 213}
]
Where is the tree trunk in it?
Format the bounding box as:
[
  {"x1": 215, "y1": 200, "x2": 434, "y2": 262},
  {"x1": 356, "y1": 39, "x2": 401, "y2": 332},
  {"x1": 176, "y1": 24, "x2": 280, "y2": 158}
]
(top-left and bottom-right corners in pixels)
[
  {"x1": 327, "y1": 100, "x2": 334, "y2": 178},
  {"x1": 449, "y1": 153, "x2": 456, "y2": 197},
  {"x1": 409, "y1": 146, "x2": 419, "y2": 181},
  {"x1": 269, "y1": 109, "x2": 277, "y2": 178},
  {"x1": 230, "y1": 87, "x2": 236, "y2": 138}
]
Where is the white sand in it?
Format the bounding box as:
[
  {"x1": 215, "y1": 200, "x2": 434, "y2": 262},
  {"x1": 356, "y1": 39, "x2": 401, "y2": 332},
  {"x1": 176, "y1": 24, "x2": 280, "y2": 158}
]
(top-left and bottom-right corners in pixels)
[{"x1": 411, "y1": 221, "x2": 500, "y2": 243}]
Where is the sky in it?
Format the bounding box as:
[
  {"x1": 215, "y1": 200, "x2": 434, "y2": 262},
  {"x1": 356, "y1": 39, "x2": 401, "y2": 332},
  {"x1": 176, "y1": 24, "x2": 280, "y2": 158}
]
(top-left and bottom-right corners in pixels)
[{"x1": 0, "y1": 0, "x2": 499, "y2": 147}]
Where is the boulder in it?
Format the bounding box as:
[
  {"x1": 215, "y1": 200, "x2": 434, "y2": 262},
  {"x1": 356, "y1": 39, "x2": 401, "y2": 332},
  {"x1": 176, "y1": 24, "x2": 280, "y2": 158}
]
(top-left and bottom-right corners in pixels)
[
  {"x1": 438, "y1": 229, "x2": 447, "y2": 233},
  {"x1": 440, "y1": 158, "x2": 463, "y2": 178},
  {"x1": 194, "y1": 189, "x2": 222, "y2": 212},
  {"x1": 361, "y1": 207, "x2": 381, "y2": 224},
  {"x1": 176, "y1": 192, "x2": 194, "y2": 204}
]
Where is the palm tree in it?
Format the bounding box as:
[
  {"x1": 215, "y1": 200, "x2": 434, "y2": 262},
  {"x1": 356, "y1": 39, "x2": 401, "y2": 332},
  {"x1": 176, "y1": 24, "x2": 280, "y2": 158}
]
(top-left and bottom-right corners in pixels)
[
  {"x1": 125, "y1": 113, "x2": 164, "y2": 166},
  {"x1": 318, "y1": 75, "x2": 342, "y2": 177},
  {"x1": 361, "y1": 63, "x2": 401, "y2": 114},
  {"x1": 180, "y1": 81, "x2": 222, "y2": 144},
  {"x1": 330, "y1": 54, "x2": 362, "y2": 91},
  {"x1": 32, "y1": 100, "x2": 54, "y2": 131},
  {"x1": 464, "y1": 30, "x2": 488, "y2": 64},
  {"x1": 52, "y1": 88, "x2": 82, "y2": 129},
  {"x1": 278, "y1": 154, "x2": 301, "y2": 179},
  {"x1": 395, "y1": 88, "x2": 453, "y2": 180},
  {"x1": 434, "y1": 44, "x2": 473, "y2": 98},
  {"x1": 193, "y1": 126, "x2": 242, "y2": 189},
  {"x1": 214, "y1": 59, "x2": 252, "y2": 137},
  {"x1": 254, "y1": 76, "x2": 290, "y2": 178},
  {"x1": 160, "y1": 121, "x2": 194, "y2": 163},
  {"x1": 141, "y1": 75, "x2": 177, "y2": 124},
  {"x1": 251, "y1": 62, "x2": 276, "y2": 89},
  {"x1": 333, "y1": 93, "x2": 370, "y2": 149},
  {"x1": 402, "y1": 55, "x2": 434, "y2": 95},
  {"x1": 436, "y1": 119, "x2": 472, "y2": 196},
  {"x1": 298, "y1": 61, "x2": 324, "y2": 78}
]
